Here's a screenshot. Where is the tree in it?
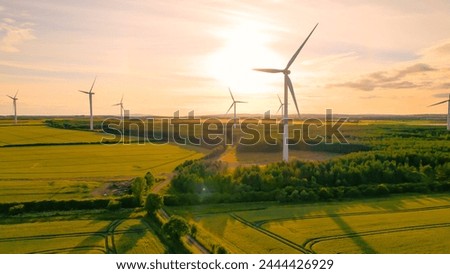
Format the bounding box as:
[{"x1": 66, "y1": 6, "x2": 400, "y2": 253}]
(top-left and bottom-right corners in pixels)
[
  {"x1": 162, "y1": 216, "x2": 191, "y2": 240},
  {"x1": 145, "y1": 171, "x2": 155, "y2": 188},
  {"x1": 131, "y1": 177, "x2": 147, "y2": 206},
  {"x1": 145, "y1": 193, "x2": 163, "y2": 215}
]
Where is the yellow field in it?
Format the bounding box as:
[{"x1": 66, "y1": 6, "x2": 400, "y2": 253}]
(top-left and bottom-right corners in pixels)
[
  {"x1": 0, "y1": 216, "x2": 166, "y2": 254},
  {"x1": 171, "y1": 194, "x2": 450, "y2": 254},
  {"x1": 0, "y1": 124, "x2": 204, "y2": 203},
  {"x1": 0, "y1": 125, "x2": 108, "y2": 146}
]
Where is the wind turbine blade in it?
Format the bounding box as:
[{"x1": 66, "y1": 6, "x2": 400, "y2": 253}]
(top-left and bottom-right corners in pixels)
[
  {"x1": 276, "y1": 104, "x2": 283, "y2": 114},
  {"x1": 79, "y1": 90, "x2": 90, "y2": 94},
  {"x1": 226, "y1": 103, "x2": 234, "y2": 114},
  {"x1": 7, "y1": 95, "x2": 14, "y2": 100},
  {"x1": 228, "y1": 88, "x2": 235, "y2": 102},
  {"x1": 89, "y1": 76, "x2": 97, "y2": 93},
  {"x1": 253, "y1": 68, "x2": 284, "y2": 73},
  {"x1": 277, "y1": 94, "x2": 283, "y2": 105},
  {"x1": 14, "y1": 90, "x2": 18, "y2": 98},
  {"x1": 113, "y1": 103, "x2": 120, "y2": 106},
  {"x1": 120, "y1": 94, "x2": 123, "y2": 104},
  {"x1": 285, "y1": 23, "x2": 319, "y2": 70},
  {"x1": 428, "y1": 100, "x2": 449, "y2": 107},
  {"x1": 287, "y1": 76, "x2": 301, "y2": 118},
  {"x1": 235, "y1": 101, "x2": 247, "y2": 103}
]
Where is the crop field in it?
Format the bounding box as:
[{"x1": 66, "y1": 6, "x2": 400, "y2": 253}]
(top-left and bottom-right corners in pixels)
[
  {"x1": 169, "y1": 194, "x2": 450, "y2": 254},
  {"x1": 0, "y1": 124, "x2": 205, "y2": 203},
  {"x1": 0, "y1": 125, "x2": 109, "y2": 146},
  {"x1": 0, "y1": 180, "x2": 101, "y2": 203},
  {"x1": 0, "y1": 212, "x2": 165, "y2": 254},
  {"x1": 0, "y1": 143, "x2": 203, "y2": 180}
]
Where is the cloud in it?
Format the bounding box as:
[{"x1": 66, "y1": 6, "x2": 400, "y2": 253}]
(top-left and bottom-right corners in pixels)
[
  {"x1": 433, "y1": 93, "x2": 449, "y2": 98},
  {"x1": 329, "y1": 63, "x2": 436, "y2": 91},
  {"x1": 0, "y1": 20, "x2": 35, "y2": 53}
]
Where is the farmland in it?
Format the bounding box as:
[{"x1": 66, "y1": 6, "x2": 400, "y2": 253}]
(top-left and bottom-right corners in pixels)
[
  {"x1": 0, "y1": 124, "x2": 205, "y2": 203},
  {"x1": 0, "y1": 118, "x2": 449, "y2": 254},
  {"x1": 169, "y1": 194, "x2": 450, "y2": 254},
  {"x1": 0, "y1": 210, "x2": 166, "y2": 254}
]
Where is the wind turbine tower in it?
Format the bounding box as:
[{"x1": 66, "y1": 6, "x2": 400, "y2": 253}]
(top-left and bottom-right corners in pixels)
[
  {"x1": 428, "y1": 93, "x2": 450, "y2": 130},
  {"x1": 226, "y1": 88, "x2": 247, "y2": 128},
  {"x1": 113, "y1": 95, "x2": 124, "y2": 123},
  {"x1": 6, "y1": 91, "x2": 19, "y2": 125},
  {"x1": 254, "y1": 23, "x2": 318, "y2": 162},
  {"x1": 78, "y1": 76, "x2": 97, "y2": 130}
]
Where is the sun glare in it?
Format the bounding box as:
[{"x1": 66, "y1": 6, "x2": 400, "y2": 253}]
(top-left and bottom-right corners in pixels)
[{"x1": 205, "y1": 20, "x2": 283, "y2": 94}]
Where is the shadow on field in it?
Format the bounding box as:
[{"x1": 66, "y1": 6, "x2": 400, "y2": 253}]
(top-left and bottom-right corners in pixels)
[
  {"x1": 327, "y1": 211, "x2": 377, "y2": 254},
  {"x1": 114, "y1": 223, "x2": 148, "y2": 254}
]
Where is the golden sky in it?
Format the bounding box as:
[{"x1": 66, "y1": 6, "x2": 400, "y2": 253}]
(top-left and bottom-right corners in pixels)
[{"x1": 1, "y1": 0, "x2": 450, "y2": 116}]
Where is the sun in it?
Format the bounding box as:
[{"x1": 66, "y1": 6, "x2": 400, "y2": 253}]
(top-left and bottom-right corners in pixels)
[{"x1": 204, "y1": 20, "x2": 283, "y2": 94}]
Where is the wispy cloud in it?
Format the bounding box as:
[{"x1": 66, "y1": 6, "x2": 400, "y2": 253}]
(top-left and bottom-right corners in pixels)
[
  {"x1": 433, "y1": 92, "x2": 449, "y2": 98},
  {"x1": 0, "y1": 18, "x2": 35, "y2": 53},
  {"x1": 329, "y1": 63, "x2": 436, "y2": 91}
]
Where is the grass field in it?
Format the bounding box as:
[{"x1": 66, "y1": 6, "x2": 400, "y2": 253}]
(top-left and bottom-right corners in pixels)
[{"x1": 169, "y1": 194, "x2": 450, "y2": 254}]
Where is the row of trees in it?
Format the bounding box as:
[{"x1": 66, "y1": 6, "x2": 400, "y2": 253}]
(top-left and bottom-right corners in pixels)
[{"x1": 168, "y1": 148, "x2": 450, "y2": 205}]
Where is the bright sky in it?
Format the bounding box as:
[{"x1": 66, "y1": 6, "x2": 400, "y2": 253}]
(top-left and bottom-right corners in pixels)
[{"x1": 1, "y1": 0, "x2": 450, "y2": 116}]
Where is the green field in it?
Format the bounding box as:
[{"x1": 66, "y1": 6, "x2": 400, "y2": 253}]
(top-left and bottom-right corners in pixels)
[
  {"x1": 169, "y1": 194, "x2": 450, "y2": 254},
  {"x1": 0, "y1": 125, "x2": 109, "y2": 146},
  {"x1": 0, "y1": 124, "x2": 205, "y2": 203}
]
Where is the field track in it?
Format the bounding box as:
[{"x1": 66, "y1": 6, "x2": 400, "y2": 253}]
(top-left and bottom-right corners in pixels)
[
  {"x1": 229, "y1": 202, "x2": 450, "y2": 254},
  {"x1": 0, "y1": 218, "x2": 149, "y2": 254},
  {"x1": 231, "y1": 213, "x2": 310, "y2": 254}
]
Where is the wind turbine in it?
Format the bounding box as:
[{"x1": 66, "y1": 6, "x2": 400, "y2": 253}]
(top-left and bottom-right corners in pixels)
[
  {"x1": 113, "y1": 95, "x2": 124, "y2": 123},
  {"x1": 428, "y1": 93, "x2": 450, "y2": 130},
  {"x1": 6, "y1": 90, "x2": 19, "y2": 124},
  {"x1": 254, "y1": 23, "x2": 318, "y2": 162},
  {"x1": 78, "y1": 76, "x2": 96, "y2": 130},
  {"x1": 276, "y1": 94, "x2": 284, "y2": 117},
  {"x1": 226, "y1": 88, "x2": 247, "y2": 128}
]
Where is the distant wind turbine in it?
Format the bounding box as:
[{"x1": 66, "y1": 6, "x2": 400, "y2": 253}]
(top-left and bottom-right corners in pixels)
[
  {"x1": 113, "y1": 95, "x2": 124, "y2": 123},
  {"x1": 6, "y1": 90, "x2": 19, "y2": 125},
  {"x1": 254, "y1": 23, "x2": 318, "y2": 162},
  {"x1": 226, "y1": 88, "x2": 247, "y2": 128},
  {"x1": 78, "y1": 76, "x2": 97, "y2": 130},
  {"x1": 276, "y1": 94, "x2": 284, "y2": 117},
  {"x1": 428, "y1": 93, "x2": 450, "y2": 130}
]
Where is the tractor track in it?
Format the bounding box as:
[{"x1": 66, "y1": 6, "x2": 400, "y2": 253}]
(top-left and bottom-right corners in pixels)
[
  {"x1": 255, "y1": 204, "x2": 450, "y2": 226},
  {"x1": 230, "y1": 213, "x2": 311, "y2": 254},
  {"x1": 304, "y1": 222, "x2": 450, "y2": 253}
]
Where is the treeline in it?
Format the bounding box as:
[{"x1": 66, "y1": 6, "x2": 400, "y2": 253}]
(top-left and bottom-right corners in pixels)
[
  {"x1": 2, "y1": 175, "x2": 156, "y2": 216},
  {"x1": 166, "y1": 149, "x2": 450, "y2": 205},
  {"x1": 1, "y1": 196, "x2": 137, "y2": 215}
]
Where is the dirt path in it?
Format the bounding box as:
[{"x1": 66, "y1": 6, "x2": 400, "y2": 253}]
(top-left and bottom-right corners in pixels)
[{"x1": 151, "y1": 172, "x2": 210, "y2": 254}]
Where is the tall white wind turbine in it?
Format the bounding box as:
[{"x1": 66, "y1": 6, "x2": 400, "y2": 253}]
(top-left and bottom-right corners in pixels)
[
  {"x1": 428, "y1": 93, "x2": 450, "y2": 130},
  {"x1": 226, "y1": 88, "x2": 247, "y2": 128},
  {"x1": 276, "y1": 94, "x2": 284, "y2": 117},
  {"x1": 78, "y1": 76, "x2": 97, "y2": 130},
  {"x1": 6, "y1": 90, "x2": 19, "y2": 125},
  {"x1": 113, "y1": 95, "x2": 124, "y2": 123},
  {"x1": 254, "y1": 23, "x2": 318, "y2": 162}
]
